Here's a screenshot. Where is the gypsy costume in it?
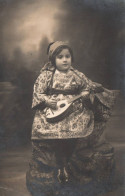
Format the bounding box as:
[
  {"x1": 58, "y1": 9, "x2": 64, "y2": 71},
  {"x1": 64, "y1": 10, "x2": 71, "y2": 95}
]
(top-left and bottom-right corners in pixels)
[
  {"x1": 26, "y1": 41, "x2": 119, "y2": 196},
  {"x1": 31, "y1": 64, "x2": 115, "y2": 140}
]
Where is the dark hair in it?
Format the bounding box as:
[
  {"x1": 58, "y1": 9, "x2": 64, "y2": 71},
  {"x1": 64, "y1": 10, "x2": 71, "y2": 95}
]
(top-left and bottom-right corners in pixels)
[
  {"x1": 46, "y1": 42, "x2": 54, "y2": 55},
  {"x1": 47, "y1": 43, "x2": 74, "y2": 66}
]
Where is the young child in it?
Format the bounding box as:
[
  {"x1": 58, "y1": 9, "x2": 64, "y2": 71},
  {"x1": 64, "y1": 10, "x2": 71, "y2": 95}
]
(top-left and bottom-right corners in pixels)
[{"x1": 31, "y1": 41, "x2": 116, "y2": 183}]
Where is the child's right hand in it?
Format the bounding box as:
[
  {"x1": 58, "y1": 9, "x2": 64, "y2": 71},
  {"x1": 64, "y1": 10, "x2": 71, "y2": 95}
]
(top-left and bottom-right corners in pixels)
[{"x1": 45, "y1": 98, "x2": 57, "y2": 109}]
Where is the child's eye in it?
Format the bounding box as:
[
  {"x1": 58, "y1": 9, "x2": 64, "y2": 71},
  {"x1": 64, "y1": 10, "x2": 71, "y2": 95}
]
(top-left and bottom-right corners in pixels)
[{"x1": 58, "y1": 55, "x2": 63, "y2": 59}]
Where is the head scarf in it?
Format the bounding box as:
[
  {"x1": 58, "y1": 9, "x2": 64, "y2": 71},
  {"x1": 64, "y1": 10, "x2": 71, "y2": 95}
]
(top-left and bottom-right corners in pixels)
[
  {"x1": 41, "y1": 41, "x2": 70, "y2": 71},
  {"x1": 48, "y1": 41, "x2": 69, "y2": 59}
]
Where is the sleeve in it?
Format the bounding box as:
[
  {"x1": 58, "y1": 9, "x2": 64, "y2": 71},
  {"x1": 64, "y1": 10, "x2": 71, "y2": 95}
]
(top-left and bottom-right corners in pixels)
[
  {"x1": 79, "y1": 72, "x2": 104, "y2": 93},
  {"x1": 31, "y1": 71, "x2": 49, "y2": 110},
  {"x1": 79, "y1": 71, "x2": 119, "y2": 109}
]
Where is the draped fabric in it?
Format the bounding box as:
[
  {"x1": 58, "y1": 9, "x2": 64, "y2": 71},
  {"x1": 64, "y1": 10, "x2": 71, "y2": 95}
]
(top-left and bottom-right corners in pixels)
[{"x1": 31, "y1": 65, "x2": 118, "y2": 140}]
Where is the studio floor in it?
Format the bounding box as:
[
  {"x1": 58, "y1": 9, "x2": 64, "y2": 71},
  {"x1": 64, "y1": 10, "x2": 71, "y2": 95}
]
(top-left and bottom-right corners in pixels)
[{"x1": 0, "y1": 95, "x2": 125, "y2": 196}]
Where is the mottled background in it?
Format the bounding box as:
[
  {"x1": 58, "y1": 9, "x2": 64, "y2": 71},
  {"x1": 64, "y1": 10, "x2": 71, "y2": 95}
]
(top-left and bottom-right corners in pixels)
[{"x1": 0, "y1": 0, "x2": 125, "y2": 148}]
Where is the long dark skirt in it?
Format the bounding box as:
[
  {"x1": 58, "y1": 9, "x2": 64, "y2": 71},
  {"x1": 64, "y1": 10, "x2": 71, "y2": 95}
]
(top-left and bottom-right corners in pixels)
[{"x1": 31, "y1": 138, "x2": 77, "y2": 169}]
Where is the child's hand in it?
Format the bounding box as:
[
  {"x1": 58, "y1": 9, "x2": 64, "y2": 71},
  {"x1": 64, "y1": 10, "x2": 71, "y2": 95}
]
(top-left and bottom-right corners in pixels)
[{"x1": 45, "y1": 98, "x2": 57, "y2": 109}]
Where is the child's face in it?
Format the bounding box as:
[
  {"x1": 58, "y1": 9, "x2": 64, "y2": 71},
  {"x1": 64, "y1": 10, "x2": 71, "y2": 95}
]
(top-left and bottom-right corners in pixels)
[{"x1": 55, "y1": 49, "x2": 71, "y2": 72}]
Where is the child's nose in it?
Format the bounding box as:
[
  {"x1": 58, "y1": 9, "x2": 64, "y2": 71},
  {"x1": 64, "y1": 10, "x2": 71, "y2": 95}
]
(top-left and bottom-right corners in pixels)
[{"x1": 63, "y1": 57, "x2": 67, "y2": 61}]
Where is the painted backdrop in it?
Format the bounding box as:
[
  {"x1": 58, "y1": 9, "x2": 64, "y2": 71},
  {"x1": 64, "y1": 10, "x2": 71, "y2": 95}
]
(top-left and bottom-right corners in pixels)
[{"x1": 0, "y1": 0, "x2": 125, "y2": 148}]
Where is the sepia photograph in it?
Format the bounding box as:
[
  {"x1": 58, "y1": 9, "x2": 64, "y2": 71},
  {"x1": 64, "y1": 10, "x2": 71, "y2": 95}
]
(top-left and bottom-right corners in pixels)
[{"x1": 0, "y1": 0, "x2": 125, "y2": 196}]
